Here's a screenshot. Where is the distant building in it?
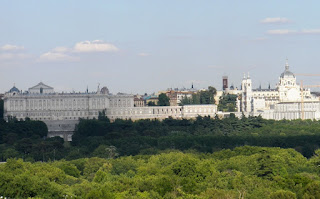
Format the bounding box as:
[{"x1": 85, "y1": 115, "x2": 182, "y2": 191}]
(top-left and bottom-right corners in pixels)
[
  {"x1": 144, "y1": 94, "x2": 159, "y2": 106},
  {"x1": 160, "y1": 85, "x2": 198, "y2": 106},
  {"x1": 3, "y1": 82, "x2": 132, "y2": 141},
  {"x1": 134, "y1": 95, "x2": 145, "y2": 107},
  {"x1": 166, "y1": 90, "x2": 194, "y2": 106},
  {"x1": 3, "y1": 82, "x2": 217, "y2": 141},
  {"x1": 237, "y1": 60, "x2": 320, "y2": 120},
  {"x1": 222, "y1": 76, "x2": 228, "y2": 90}
]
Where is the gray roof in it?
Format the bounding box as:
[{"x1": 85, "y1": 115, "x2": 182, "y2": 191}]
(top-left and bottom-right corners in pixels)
[
  {"x1": 280, "y1": 61, "x2": 295, "y2": 78},
  {"x1": 280, "y1": 70, "x2": 295, "y2": 78},
  {"x1": 9, "y1": 86, "x2": 20, "y2": 93},
  {"x1": 29, "y1": 82, "x2": 54, "y2": 89}
]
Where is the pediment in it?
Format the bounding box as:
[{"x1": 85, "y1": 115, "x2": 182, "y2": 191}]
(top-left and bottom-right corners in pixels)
[{"x1": 29, "y1": 82, "x2": 54, "y2": 90}]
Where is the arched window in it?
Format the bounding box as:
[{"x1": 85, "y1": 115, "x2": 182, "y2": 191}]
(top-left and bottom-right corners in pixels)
[{"x1": 40, "y1": 87, "x2": 43, "y2": 94}]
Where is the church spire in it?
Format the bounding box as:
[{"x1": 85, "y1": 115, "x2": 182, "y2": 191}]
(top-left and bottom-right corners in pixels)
[{"x1": 285, "y1": 58, "x2": 289, "y2": 71}]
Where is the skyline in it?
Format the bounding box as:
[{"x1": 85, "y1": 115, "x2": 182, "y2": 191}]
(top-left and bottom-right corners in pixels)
[{"x1": 1, "y1": 1, "x2": 320, "y2": 94}]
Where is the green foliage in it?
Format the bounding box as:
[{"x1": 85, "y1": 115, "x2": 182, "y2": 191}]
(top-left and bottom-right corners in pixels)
[
  {"x1": 269, "y1": 190, "x2": 297, "y2": 199},
  {"x1": 53, "y1": 161, "x2": 81, "y2": 177},
  {"x1": 83, "y1": 157, "x2": 108, "y2": 181},
  {"x1": 158, "y1": 93, "x2": 170, "y2": 106},
  {"x1": 180, "y1": 86, "x2": 216, "y2": 105},
  {"x1": 1, "y1": 147, "x2": 320, "y2": 198},
  {"x1": 5, "y1": 112, "x2": 320, "y2": 164},
  {"x1": 147, "y1": 101, "x2": 156, "y2": 106},
  {"x1": 98, "y1": 110, "x2": 110, "y2": 122},
  {"x1": 218, "y1": 94, "x2": 238, "y2": 112}
]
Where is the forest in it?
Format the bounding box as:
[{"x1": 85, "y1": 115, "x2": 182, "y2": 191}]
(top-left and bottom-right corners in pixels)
[
  {"x1": 2, "y1": 112, "x2": 320, "y2": 161},
  {"x1": 2, "y1": 146, "x2": 320, "y2": 198}
]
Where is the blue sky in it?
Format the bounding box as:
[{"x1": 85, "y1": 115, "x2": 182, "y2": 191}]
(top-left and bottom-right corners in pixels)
[{"x1": 1, "y1": 1, "x2": 320, "y2": 94}]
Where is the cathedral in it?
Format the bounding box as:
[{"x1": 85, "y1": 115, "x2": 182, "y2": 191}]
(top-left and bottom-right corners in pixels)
[
  {"x1": 239, "y1": 60, "x2": 317, "y2": 113},
  {"x1": 237, "y1": 60, "x2": 320, "y2": 120}
]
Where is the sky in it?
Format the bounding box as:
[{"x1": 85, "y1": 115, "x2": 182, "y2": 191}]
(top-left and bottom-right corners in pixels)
[{"x1": 1, "y1": 0, "x2": 320, "y2": 94}]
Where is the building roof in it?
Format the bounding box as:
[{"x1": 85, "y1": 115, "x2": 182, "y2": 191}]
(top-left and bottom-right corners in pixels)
[
  {"x1": 9, "y1": 86, "x2": 20, "y2": 93},
  {"x1": 280, "y1": 60, "x2": 295, "y2": 78},
  {"x1": 29, "y1": 82, "x2": 54, "y2": 90},
  {"x1": 253, "y1": 88, "x2": 277, "y2": 92}
]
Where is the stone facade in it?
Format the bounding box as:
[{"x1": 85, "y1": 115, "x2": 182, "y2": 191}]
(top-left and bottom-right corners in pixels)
[
  {"x1": 239, "y1": 60, "x2": 318, "y2": 114},
  {"x1": 236, "y1": 60, "x2": 320, "y2": 120},
  {"x1": 3, "y1": 83, "x2": 218, "y2": 140},
  {"x1": 106, "y1": 104, "x2": 217, "y2": 121}
]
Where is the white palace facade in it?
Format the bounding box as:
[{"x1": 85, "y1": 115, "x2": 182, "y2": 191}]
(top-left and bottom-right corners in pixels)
[{"x1": 3, "y1": 82, "x2": 217, "y2": 140}]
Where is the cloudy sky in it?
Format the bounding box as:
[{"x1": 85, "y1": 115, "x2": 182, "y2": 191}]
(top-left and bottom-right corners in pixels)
[{"x1": 1, "y1": 1, "x2": 320, "y2": 94}]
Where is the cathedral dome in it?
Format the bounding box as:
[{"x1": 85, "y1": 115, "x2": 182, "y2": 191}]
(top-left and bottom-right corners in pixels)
[
  {"x1": 280, "y1": 70, "x2": 295, "y2": 78},
  {"x1": 280, "y1": 60, "x2": 295, "y2": 78}
]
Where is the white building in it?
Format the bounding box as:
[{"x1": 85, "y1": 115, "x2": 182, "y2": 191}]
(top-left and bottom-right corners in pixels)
[
  {"x1": 3, "y1": 82, "x2": 217, "y2": 140},
  {"x1": 238, "y1": 60, "x2": 320, "y2": 120}
]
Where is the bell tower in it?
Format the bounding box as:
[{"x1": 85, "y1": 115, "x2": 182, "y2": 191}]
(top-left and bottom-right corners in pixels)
[{"x1": 241, "y1": 73, "x2": 253, "y2": 112}]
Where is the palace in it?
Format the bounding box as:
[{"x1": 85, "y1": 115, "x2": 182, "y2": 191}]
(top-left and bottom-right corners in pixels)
[{"x1": 3, "y1": 82, "x2": 217, "y2": 140}]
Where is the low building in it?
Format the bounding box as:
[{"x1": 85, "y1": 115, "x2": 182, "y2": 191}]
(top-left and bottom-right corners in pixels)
[
  {"x1": 134, "y1": 96, "x2": 145, "y2": 107},
  {"x1": 145, "y1": 95, "x2": 159, "y2": 106},
  {"x1": 106, "y1": 104, "x2": 217, "y2": 121}
]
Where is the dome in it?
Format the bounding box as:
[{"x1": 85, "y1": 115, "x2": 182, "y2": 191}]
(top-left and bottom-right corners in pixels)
[
  {"x1": 280, "y1": 60, "x2": 295, "y2": 78},
  {"x1": 100, "y1": 86, "x2": 109, "y2": 94},
  {"x1": 280, "y1": 70, "x2": 295, "y2": 78},
  {"x1": 9, "y1": 86, "x2": 20, "y2": 93}
]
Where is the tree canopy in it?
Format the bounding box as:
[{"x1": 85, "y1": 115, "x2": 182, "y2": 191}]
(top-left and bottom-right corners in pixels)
[
  {"x1": 180, "y1": 86, "x2": 216, "y2": 105},
  {"x1": 157, "y1": 93, "x2": 170, "y2": 106},
  {"x1": 1, "y1": 146, "x2": 320, "y2": 198},
  {"x1": 218, "y1": 94, "x2": 238, "y2": 112}
]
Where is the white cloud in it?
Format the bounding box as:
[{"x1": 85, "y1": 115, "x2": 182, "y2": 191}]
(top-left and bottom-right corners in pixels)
[
  {"x1": 252, "y1": 37, "x2": 268, "y2": 41},
  {"x1": 138, "y1": 53, "x2": 149, "y2": 57},
  {"x1": 301, "y1": 29, "x2": 320, "y2": 34},
  {"x1": 38, "y1": 52, "x2": 79, "y2": 62},
  {"x1": 73, "y1": 40, "x2": 119, "y2": 53},
  {"x1": 0, "y1": 53, "x2": 31, "y2": 61},
  {"x1": 1, "y1": 44, "x2": 25, "y2": 51},
  {"x1": 267, "y1": 29, "x2": 320, "y2": 35},
  {"x1": 260, "y1": 17, "x2": 291, "y2": 24},
  {"x1": 52, "y1": 46, "x2": 70, "y2": 53},
  {"x1": 267, "y1": 29, "x2": 297, "y2": 35},
  {"x1": 37, "y1": 40, "x2": 119, "y2": 62}
]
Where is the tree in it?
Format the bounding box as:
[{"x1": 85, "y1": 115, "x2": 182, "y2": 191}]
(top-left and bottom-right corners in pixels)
[
  {"x1": 98, "y1": 110, "x2": 110, "y2": 122},
  {"x1": 218, "y1": 94, "x2": 238, "y2": 112},
  {"x1": 158, "y1": 93, "x2": 170, "y2": 106},
  {"x1": 199, "y1": 89, "x2": 215, "y2": 104},
  {"x1": 147, "y1": 101, "x2": 156, "y2": 106},
  {"x1": 269, "y1": 190, "x2": 297, "y2": 199},
  {"x1": 105, "y1": 145, "x2": 119, "y2": 159}
]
